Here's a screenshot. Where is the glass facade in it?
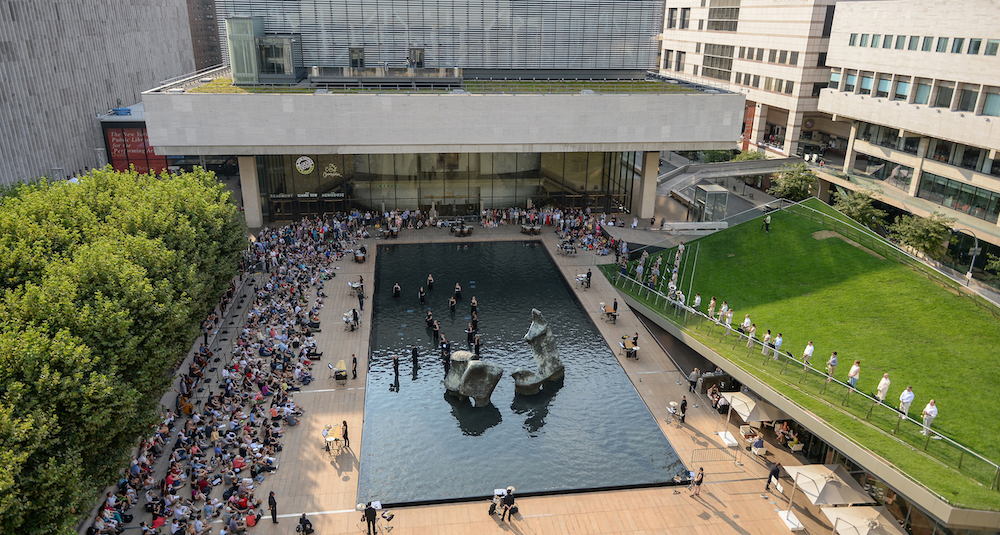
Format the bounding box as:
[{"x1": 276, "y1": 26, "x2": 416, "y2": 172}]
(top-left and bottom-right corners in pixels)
[
  {"x1": 256, "y1": 151, "x2": 638, "y2": 222},
  {"x1": 917, "y1": 172, "x2": 1000, "y2": 223},
  {"x1": 853, "y1": 153, "x2": 913, "y2": 191}
]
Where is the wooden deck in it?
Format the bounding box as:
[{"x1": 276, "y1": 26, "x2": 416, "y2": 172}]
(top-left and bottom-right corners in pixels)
[{"x1": 241, "y1": 223, "x2": 834, "y2": 535}]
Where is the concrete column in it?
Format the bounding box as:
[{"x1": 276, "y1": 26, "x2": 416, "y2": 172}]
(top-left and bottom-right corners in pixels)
[
  {"x1": 633, "y1": 151, "x2": 659, "y2": 220},
  {"x1": 908, "y1": 138, "x2": 931, "y2": 197},
  {"x1": 784, "y1": 110, "x2": 804, "y2": 157},
  {"x1": 750, "y1": 103, "x2": 769, "y2": 147},
  {"x1": 238, "y1": 155, "x2": 263, "y2": 229},
  {"x1": 844, "y1": 122, "x2": 859, "y2": 172}
]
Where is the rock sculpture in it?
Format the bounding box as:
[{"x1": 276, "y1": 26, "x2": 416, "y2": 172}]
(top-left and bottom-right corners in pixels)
[
  {"x1": 444, "y1": 350, "x2": 503, "y2": 407},
  {"x1": 513, "y1": 309, "x2": 565, "y2": 395}
]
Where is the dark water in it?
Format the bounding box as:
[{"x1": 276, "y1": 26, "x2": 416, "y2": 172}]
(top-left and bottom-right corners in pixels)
[{"x1": 357, "y1": 241, "x2": 685, "y2": 505}]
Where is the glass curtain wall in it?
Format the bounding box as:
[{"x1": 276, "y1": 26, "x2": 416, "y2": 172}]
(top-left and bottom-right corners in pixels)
[
  {"x1": 917, "y1": 171, "x2": 1000, "y2": 223},
  {"x1": 257, "y1": 152, "x2": 636, "y2": 222},
  {"x1": 852, "y1": 153, "x2": 913, "y2": 191}
]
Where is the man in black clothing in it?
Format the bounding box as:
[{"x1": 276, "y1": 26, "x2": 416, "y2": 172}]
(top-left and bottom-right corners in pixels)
[
  {"x1": 766, "y1": 462, "x2": 782, "y2": 492},
  {"x1": 679, "y1": 396, "x2": 688, "y2": 423},
  {"x1": 364, "y1": 503, "x2": 377, "y2": 534},
  {"x1": 501, "y1": 486, "x2": 516, "y2": 522},
  {"x1": 585, "y1": 269, "x2": 592, "y2": 288},
  {"x1": 613, "y1": 298, "x2": 618, "y2": 312},
  {"x1": 298, "y1": 513, "x2": 314, "y2": 534},
  {"x1": 268, "y1": 491, "x2": 278, "y2": 523}
]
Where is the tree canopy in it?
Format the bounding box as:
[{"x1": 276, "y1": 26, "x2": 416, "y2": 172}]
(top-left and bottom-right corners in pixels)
[
  {"x1": 0, "y1": 167, "x2": 246, "y2": 534},
  {"x1": 767, "y1": 162, "x2": 818, "y2": 202},
  {"x1": 889, "y1": 211, "x2": 956, "y2": 260},
  {"x1": 833, "y1": 187, "x2": 887, "y2": 230}
]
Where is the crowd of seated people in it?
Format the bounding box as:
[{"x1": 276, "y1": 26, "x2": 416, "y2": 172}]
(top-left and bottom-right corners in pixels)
[{"x1": 93, "y1": 217, "x2": 346, "y2": 535}]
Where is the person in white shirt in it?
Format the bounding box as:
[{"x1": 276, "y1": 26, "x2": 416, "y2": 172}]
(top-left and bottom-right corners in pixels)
[
  {"x1": 921, "y1": 399, "x2": 938, "y2": 435},
  {"x1": 693, "y1": 293, "x2": 701, "y2": 310},
  {"x1": 847, "y1": 360, "x2": 861, "y2": 391},
  {"x1": 898, "y1": 386, "x2": 915, "y2": 418},
  {"x1": 802, "y1": 342, "x2": 815, "y2": 368},
  {"x1": 876, "y1": 374, "x2": 891, "y2": 402}
]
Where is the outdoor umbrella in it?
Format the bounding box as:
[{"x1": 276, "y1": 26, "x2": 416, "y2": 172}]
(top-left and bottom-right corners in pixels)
[{"x1": 821, "y1": 506, "x2": 907, "y2": 535}]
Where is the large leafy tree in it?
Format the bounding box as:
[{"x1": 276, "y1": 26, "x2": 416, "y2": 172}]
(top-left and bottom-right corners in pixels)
[
  {"x1": 833, "y1": 187, "x2": 887, "y2": 230},
  {"x1": 768, "y1": 162, "x2": 818, "y2": 201},
  {"x1": 0, "y1": 167, "x2": 246, "y2": 534},
  {"x1": 731, "y1": 150, "x2": 767, "y2": 162},
  {"x1": 889, "y1": 212, "x2": 956, "y2": 260}
]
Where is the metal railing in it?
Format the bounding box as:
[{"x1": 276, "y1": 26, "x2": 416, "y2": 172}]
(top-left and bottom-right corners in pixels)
[{"x1": 608, "y1": 203, "x2": 1000, "y2": 507}]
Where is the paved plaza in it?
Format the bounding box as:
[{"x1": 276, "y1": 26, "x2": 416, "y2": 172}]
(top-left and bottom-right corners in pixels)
[{"x1": 204, "y1": 223, "x2": 835, "y2": 535}]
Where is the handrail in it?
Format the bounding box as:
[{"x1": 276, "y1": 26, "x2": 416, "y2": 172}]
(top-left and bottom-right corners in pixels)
[{"x1": 612, "y1": 269, "x2": 1000, "y2": 501}]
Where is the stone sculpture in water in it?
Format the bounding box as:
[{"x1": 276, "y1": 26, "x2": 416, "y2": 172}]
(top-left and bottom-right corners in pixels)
[
  {"x1": 512, "y1": 308, "x2": 565, "y2": 395},
  {"x1": 444, "y1": 350, "x2": 503, "y2": 407}
]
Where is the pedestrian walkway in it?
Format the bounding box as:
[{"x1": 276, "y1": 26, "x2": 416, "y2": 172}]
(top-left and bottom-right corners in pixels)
[{"x1": 215, "y1": 222, "x2": 837, "y2": 535}]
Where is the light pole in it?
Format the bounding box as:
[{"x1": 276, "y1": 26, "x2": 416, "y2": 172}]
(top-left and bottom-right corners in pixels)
[{"x1": 953, "y1": 228, "x2": 980, "y2": 286}]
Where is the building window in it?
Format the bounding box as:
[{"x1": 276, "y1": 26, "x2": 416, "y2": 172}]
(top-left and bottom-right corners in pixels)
[
  {"x1": 680, "y1": 8, "x2": 691, "y2": 29},
  {"x1": 693, "y1": 65, "x2": 699, "y2": 75},
  {"x1": 699, "y1": 19, "x2": 704, "y2": 30},
  {"x1": 817, "y1": 52, "x2": 827, "y2": 67},
  {"x1": 968, "y1": 38, "x2": 982, "y2": 54},
  {"x1": 667, "y1": 8, "x2": 677, "y2": 29},
  {"x1": 778, "y1": 50, "x2": 787, "y2": 63},
  {"x1": 895, "y1": 35, "x2": 906, "y2": 49},
  {"x1": 914, "y1": 81, "x2": 931, "y2": 104},
  {"x1": 958, "y1": 88, "x2": 978, "y2": 112},
  {"x1": 918, "y1": 172, "x2": 1000, "y2": 223},
  {"x1": 908, "y1": 36, "x2": 919, "y2": 50},
  {"x1": 696, "y1": 43, "x2": 701, "y2": 53},
  {"x1": 829, "y1": 71, "x2": 841, "y2": 89},
  {"x1": 845, "y1": 73, "x2": 856, "y2": 92},
  {"x1": 756, "y1": 48, "x2": 764, "y2": 61},
  {"x1": 409, "y1": 48, "x2": 424, "y2": 68},
  {"x1": 789, "y1": 51, "x2": 798, "y2": 65},
  {"x1": 876, "y1": 76, "x2": 891, "y2": 98},
  {"x1": 707, "y1": 0, "x2": 740, "y2": 32},
  {"x1": 702, "y1": 44, "x2": 734, "y2": 81},
  {"x1": 936, "y1": 37, "x2": 949, "y2": 52},
  {"x1": 951, "y1": 38, "x2": 965, "y2": 53},
  {"x1": 849, "y1": 33, "x2": 858, "y2": 46},
  {"x1": 854, "y1": 154, "x2": 914, "y2": 191},
  {"x1": 663, "y1": 50, "x2": 673, "y2": 70},
  {"x1": 986, "y1": 39, "x2": 1000, "y2": 56},
  {"x1": 860, "y1": 34, "x2": 869, "y2": 47},
  {"x1": 774, "y1": 79, "x2": 783, "y2": 92},
  {"x1": 752, "y1": 74, "x2": 760, "y2": 87},
  {"x1": 763, "y1": 77, "x2": 773, "y2": 91},
  {"x1": 922, "y1": 36, "x2": 933, "y2": 51},
  {"x1": 859, "y1": 74, "x2": 874, "y2": 95},
  {"x1": 983, "y1": 92, "x2": 1000, "y2": 116},
  {"x1": 768, "y1": 49, "x2": 776, "y2": 62},
  {"x1": 883, "y1": 35, "x2": 893, "y2": 48},
  {"x1": 351, "y1": 48, "x2": 365, "y2": 68},
  {"x1": 812, "y1": 83, "x2": 824, "y2": 97},
  {"x1": 822, "y1": 5, "x2": 835, "y2": 38},
  {"x1": 676, "y1": 51, "x2": 686, "y2": 72},
  {"x1": 739, "y1": 46, "x2": 745, "y2": 58},
  {"x1": 934, "y1": 82, "x2": 955, "y2": 108},
  {"x1": 871, "y1": 34, "x2": 881, "y2": 48},
  {"x1": 784, "y1": 81, "x2": 794, "y2": 94},
  {"x1": 894, "y1": 79, "x2": 910, "y2": 101},
  {"x1": 747, "y1": 47, "x2": 754, "y2": 60}
]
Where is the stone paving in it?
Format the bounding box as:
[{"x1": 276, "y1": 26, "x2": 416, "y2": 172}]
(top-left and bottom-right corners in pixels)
[{"x1": 213, "y1": 223, "x2": 834, "y2": 535}]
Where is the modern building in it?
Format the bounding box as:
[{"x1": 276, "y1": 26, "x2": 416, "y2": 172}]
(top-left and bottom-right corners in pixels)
[
  {"x1": 658, "y1": 0, "x2": 847, "y2": 159},
  {"x1": 142, "y1": 0, "x2": 745, "y2": 228},
  {"x1": 817, "y1": 0, "x2": 1000, "y2": 251},
  {"x1": 187, "y1": 0, "x2": 223, "y2": 70},
  {"x1": 0, "y1": 0, "x2": 195, "y2": 186}
]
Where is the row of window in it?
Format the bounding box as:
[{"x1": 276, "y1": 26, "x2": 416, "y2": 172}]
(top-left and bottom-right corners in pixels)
[
  {"x1": 738, "y1": 46, "x2": 798, "y2": 66},
  {"x1": 917, "y1": 172, "x2": 1000, "y2": 224},
  {"x1": 829, "y1": 70, "x2": 1000, "y2": 116},
  {"x1": 848, "y1": 33, "x2": 1000, "y2": 56},
  {"x1": 666, "y1": 7, "x2": 691, "y2": 30},
  {"x1": 662, "y1": 50, "x2": 686, "y2": 72},
  {"x1": 855, "y1": 121, "x2": 1000, "y2": 178},
  {"x1": 733, "y1": 72, "x2": 794, "y2": 94}
]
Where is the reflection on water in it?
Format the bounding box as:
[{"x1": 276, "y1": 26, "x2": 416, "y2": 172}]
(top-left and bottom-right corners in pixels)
[
  {"x1": 510, "y1": 378, "x2": 563, "y2": 436},
  {"x1": 357, "y1": 241, "x2": 685, "y2": 505},
  {"x1": 445, "y1": 393, "x2": 503, "y2": 436}
]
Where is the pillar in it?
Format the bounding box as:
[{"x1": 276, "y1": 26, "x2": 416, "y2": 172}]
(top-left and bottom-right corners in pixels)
[
  {"x1": 750, "y1": 103, "x2": 769, "y2": 148},
  {"x1": 238, "y1": 156, "x2": 263, "y2": 229},
  {"x1": 908, "y1": 138, "x2": 931, "y2": 198},
  {"x1": 633, "y1": 151, "x2": 659, "y2": 220},
  {"x1": 784, "y1": 110, "x2": 804, "y2": 158},
  {"x1": 844, "y1": 121, "x2": 859, "y2": 173}
]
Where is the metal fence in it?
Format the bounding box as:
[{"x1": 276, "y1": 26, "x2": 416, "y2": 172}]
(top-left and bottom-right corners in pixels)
[{"x1": 608, "y1": 203, "x2": 1000, "y2": 506}]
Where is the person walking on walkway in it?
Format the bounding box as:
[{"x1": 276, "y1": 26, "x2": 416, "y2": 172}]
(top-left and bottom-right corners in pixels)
[
  {"x1": 690, "y1": 467, "x2": 704, "y2": 497},
  {"x1": 687, "y1": 368, "x2": 700, "y2": 393},
  {"x1": 342, "y1": 420, "x2": 349, "y2": 448},
  {"x1": 766, "y1": 463, "x2": 782, "y2": 492},
  {"x1": 364, "y1": 502, "x2": 377, "y2": 535},
  {"x1": 268, "y1": 492, "x2": 278, "y2": 524}
]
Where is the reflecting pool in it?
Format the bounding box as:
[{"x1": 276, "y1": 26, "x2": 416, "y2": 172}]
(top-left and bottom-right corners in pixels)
[{"x1": 358, "y1": 241, "x2": 685, "y2": 505}]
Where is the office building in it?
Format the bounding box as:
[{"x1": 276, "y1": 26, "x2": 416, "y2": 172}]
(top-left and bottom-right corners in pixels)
[
  {"x1": 187, "y1": 0, "x2": 223, "y2": 70},
  {"x1": 0, "y1": 1, "x2": 195, "y2": 186}
]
